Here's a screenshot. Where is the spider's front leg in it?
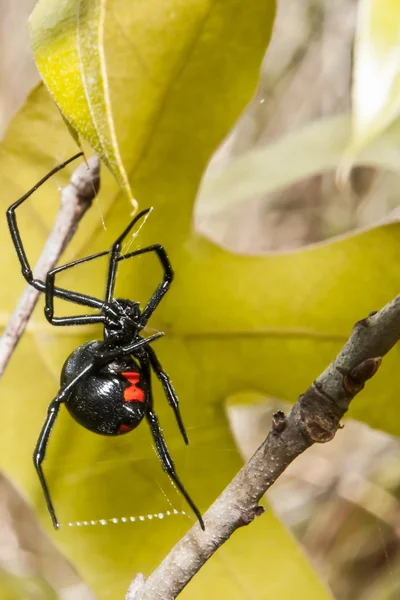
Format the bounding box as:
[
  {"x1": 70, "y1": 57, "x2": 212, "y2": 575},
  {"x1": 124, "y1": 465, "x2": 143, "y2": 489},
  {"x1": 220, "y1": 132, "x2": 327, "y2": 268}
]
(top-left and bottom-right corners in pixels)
[
  {"x1": 139, "y1": 245, "x2": 174, "y2": 326},
  {"x1": 118, "y1": 244, "x2": 174, "y2": 327},
  {"x1": 44, "y1": 251, "x2": 111, "y2": 326},
  {"x1": 6, "y1": 153, "x2": 83, "y2": 291}
]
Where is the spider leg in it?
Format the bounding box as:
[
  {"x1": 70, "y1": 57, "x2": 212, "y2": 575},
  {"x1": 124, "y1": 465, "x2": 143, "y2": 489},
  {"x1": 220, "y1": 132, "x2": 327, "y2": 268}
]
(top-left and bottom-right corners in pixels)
[
  {"x1": 105, "y1": 208, "x2": 152, "y2": 303},
  {"x1": 145, "y1": 344, "x2": 188, "y2": 445},
  {"x1": 141, "y1": 356, "x2": 204, "y2": 530},
  {"x1": 91, "y1": 332, "x2": 164, "y2": 360},
  {"x1": 45, "y1": 239, "x2": 172, "y2": 325},
  {"x1": 34, "y1": 360, "x2": 96, "y2": 529},
  {"x1": 118, "y1": 244, "x2": 174, "y2": 327},
  {"x1": 6, "y1": 153, "x2": 82, "y2": 293},
  {"x1": 45, "y1": 251, "x2": 111, "y2": 326},
  {"x1": 146, "y1": 409, "x2": 204, "y2": 530},
  {"x1": 44, "y1": 239, "x2": 173, "y2": 326},
  {"x1": 6, "y1": 153, "x2": 107, "y2": 313}
]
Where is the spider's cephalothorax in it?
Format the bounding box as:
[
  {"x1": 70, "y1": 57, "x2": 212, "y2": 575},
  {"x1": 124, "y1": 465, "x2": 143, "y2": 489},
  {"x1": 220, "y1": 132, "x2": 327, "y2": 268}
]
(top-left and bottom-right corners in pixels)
[
  {"x1": 103, "y1": 298, "x2": 142, "y2": 344},
  {"x1": 7, "y1": 152, "x2": 204, "y2": 531}
]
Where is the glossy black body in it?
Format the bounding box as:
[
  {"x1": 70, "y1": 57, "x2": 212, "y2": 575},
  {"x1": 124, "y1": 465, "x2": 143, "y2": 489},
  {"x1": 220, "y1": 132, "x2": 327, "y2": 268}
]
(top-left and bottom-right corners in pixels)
[
  {"x1": 6, "y1": 153, "x2": 204, "y2": 531},
  {"x1": 62, "y1": 341, "x2": 147, "y2": 435}
]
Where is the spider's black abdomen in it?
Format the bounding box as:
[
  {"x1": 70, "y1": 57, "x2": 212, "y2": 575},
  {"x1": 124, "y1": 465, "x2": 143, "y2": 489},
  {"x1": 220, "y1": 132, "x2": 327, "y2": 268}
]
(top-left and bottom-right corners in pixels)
[{"x1": 61, "y1": 342, "x2": 148, "y2": 436}]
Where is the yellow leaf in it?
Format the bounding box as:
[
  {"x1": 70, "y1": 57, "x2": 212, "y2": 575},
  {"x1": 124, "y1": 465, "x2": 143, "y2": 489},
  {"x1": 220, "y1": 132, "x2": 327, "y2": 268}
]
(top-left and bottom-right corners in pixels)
[{"x1": 30, "y1": 0, "x2": 135, "y2": 208}]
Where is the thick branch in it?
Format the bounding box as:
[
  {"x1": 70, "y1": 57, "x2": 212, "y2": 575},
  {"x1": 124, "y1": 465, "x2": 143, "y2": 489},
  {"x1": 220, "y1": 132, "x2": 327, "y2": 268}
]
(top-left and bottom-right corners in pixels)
[
  {"x1": 128, "y1": 295, "x2": 400, "y2": 600},
  {"x1": 0, "y1": 156, "x2": 100, "y2": 377}
]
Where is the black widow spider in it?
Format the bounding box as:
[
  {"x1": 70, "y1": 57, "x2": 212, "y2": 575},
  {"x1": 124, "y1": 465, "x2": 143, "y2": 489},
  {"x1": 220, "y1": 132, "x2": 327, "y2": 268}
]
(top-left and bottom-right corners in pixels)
[{"x1": 6, "y1": 152, "x2": 204, "y2": 531}]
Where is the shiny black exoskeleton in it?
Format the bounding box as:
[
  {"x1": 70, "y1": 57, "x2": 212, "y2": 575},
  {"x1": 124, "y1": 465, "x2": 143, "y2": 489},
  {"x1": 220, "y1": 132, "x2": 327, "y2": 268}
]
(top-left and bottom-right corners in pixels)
[
  {"x1": 6, "y1": 153, "x2": 204, "y2": 531},
  {"x1": 61, "y1": 340, "x2": 148, "y2": 436}
]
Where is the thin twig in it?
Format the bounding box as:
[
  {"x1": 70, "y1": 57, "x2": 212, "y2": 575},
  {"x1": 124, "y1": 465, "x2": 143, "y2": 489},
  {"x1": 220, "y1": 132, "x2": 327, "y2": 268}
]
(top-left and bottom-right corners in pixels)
[
  {"x1": 128, "y1": 296, "x2": 400, "y2": 600},
  {"x1": 0, "y1": 156, "x2": 100, "y2": 377}
]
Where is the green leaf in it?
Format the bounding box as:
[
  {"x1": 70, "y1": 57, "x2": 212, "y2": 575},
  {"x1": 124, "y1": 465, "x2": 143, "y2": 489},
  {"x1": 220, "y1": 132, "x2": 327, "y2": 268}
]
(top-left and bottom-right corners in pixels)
[
  {"x1": 345, "y1": 0, "x2": 400, "y2": 160},
  {"x1": 1, "y1": 2, "x2": 332, "y2": 599}
]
